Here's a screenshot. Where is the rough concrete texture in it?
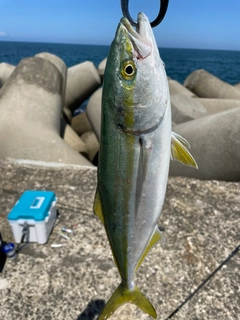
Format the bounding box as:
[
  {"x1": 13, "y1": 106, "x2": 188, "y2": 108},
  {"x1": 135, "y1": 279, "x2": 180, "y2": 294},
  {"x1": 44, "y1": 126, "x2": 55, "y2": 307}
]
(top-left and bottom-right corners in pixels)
[
  {"x1": 1, "y1": 57, "x2": 63, "y2": 95},
  {"x1": 234, "y1": 82, "x2": 240, "y2": 90},
  {"x1": 184, "y1": 69, "x2": 240, "y2": 99},
  {"x1": 65, "y1": 62, "x2": 101, "y2": 113},
  {"x1": 63, "y1": 124, "x2": 88, "y2": 156},
  {"x1": 171, "y1": 94, "x2": 207, "y2": 124},
  {"x1": 196, "y1": 98, "x2": 240, "y2": 115},
  {"x1": 86, "y1": 87, "x2": 102, "y2": 140},
  {"x1": 71, "y1": 112, "x2": 92, "y2": 136},
  {"x1": 0, "y1": 159, "x2": 239, "y2": 320},
  {"x1": 64, "y1": 107, "x2": 73, "y2": 123},
  {"x1": 0, "y1": 57, "x2": 91, "y2": 166},
  {"x1": 98, "y1": 58, "x2": 107, "y2": 78},
  {"x1": 35, "y1": 52, "x2": 67, "y2": 110},
  {"x1": 0, "y1": 57, "x2": 62, "y2": 135},
  {"x1": 0, "y1": 62, "x2": 15, "y2": 87},
  {"x1": 168, "y1": 80, "x2": 196, "y2": 98},
  {"x1": 170, "y1": 107, "x2": 240, "y2": 181},
  {"x1": 81, "y1": 131, "x2": 99, "y2": 162}
]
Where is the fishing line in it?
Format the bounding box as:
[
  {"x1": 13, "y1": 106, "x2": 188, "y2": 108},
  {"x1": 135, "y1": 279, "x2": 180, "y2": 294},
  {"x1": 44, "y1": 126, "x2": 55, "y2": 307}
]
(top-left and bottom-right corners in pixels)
[{"x1": 165, "y1": 244, "x2": 240, "y2": 319}]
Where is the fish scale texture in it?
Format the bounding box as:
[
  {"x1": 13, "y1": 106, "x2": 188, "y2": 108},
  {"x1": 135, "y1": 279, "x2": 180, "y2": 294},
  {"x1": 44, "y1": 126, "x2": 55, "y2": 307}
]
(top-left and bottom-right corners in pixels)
[{"x1": 0, "y1": 159, "x2": 239, "y2": 320}]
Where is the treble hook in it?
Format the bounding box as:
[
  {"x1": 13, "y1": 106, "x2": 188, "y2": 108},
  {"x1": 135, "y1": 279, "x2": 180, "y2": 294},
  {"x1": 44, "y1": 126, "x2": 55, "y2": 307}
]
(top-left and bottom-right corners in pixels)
[{"x1": 121, "y1": 0, "x2": 169, "y2": 28}]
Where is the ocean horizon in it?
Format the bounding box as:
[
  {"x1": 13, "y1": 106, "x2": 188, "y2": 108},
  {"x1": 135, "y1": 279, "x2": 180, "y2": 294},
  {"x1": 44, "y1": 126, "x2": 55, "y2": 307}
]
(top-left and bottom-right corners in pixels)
[{"x1": 0, "y1": 40, "x2": 240, "y2": 85}]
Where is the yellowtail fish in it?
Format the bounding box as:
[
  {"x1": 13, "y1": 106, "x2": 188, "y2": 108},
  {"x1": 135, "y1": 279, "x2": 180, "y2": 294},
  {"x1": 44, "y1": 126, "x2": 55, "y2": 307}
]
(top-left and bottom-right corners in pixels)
[{"x1": 94, "y1": 12, "x2": 197, "y2": 320}]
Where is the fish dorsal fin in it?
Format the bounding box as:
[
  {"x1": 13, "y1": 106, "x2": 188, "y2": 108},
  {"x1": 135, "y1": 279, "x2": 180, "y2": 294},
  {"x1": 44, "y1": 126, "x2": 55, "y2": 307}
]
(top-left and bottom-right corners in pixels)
[
  {"x1": 171, "y1": 131, "x2": 198, "y2": 168},
  {"x1": 93, "y1": 188, "x2": 105, "y2": 224},
  {"x1": 135, "y1": 227, "x2": 165, "y2": 271}
]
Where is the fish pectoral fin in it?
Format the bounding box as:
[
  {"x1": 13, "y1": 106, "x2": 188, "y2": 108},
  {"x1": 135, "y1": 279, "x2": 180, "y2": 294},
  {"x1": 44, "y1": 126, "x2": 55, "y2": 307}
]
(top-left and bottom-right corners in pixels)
[
  {"x1": 98, "y1": 282, "x2": 157, "y2": 320},
  {"x1": 171, "y1": 131, "x2": 198, "y2": 168},
  {"x1": 172, "y1": 131, "x2": 190, "y2": 148},
  {"x1": 93, "y1": 188, "x2": 105, "y2": 224},
  {"x1": 135, "y1": 226, "x2": 164, "y2": 271}
]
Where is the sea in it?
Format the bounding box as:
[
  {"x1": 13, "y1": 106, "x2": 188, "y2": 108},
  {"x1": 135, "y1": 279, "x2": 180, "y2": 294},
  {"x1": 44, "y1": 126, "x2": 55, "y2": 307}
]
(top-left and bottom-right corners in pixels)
[{"x1": 0, "y1": 41, "x2": 240, "y2": 85}]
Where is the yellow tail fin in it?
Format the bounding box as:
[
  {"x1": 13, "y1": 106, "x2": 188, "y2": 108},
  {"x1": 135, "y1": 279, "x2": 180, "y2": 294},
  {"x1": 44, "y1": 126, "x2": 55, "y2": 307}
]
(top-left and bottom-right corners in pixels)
[{"x1": 98, "y1": 282, "x2": 157, "y2": 320}]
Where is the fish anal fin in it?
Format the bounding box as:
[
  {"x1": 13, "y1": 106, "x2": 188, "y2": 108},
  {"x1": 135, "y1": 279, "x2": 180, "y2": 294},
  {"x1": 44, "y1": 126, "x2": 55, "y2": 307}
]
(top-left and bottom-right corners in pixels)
[
  {"x1": 171, "y1": 132, "x2": 198, "y2": 169},
  {"x1": 93, "y1": 188, "x2": 105, "y2": 224},
  {"x1": 135, "y1": 227, "x2": 164, "y2": 271},
  {"x1": 98, "y1": 282, "x2": 157, "y2": 320}
]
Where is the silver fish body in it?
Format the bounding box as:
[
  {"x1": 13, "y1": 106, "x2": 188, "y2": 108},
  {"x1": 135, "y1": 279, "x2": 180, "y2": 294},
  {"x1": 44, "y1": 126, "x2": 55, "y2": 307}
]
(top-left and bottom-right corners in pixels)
[{"x1": 94, "y1": 12, "x2": 197, "y2": 320}]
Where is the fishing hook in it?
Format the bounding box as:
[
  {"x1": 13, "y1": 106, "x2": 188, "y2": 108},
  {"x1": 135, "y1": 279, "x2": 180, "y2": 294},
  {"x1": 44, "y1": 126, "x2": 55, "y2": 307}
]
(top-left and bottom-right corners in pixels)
[{"x1": 121, "y1": 0, "x2": 169, "y2": 28}]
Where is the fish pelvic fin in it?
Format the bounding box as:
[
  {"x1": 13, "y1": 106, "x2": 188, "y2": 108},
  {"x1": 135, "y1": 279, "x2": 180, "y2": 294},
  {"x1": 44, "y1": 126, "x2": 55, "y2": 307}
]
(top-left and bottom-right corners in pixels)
[
  {"x1": 135, "y1": 226, "x2": 165, "y2": 271},
  {"x1": 98, "y1": 282, "x2": 157, "y2": 320},
  {"x1": 93, "y1": 188, "x2": 105, "y2": 224},
  {"x1": 171, "y1": 131, "x2": 198, "y2": 169}
]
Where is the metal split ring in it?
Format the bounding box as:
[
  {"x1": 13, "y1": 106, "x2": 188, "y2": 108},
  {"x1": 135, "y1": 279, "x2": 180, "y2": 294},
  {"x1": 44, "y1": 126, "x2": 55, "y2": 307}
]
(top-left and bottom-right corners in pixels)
[{"x1": 121, "y1": 0, "x2": 169, "y2": 28}]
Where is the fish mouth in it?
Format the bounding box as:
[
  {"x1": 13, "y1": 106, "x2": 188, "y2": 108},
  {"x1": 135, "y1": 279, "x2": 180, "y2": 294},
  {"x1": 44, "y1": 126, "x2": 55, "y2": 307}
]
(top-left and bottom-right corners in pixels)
[{"x1": 120, "y1": 13, "x2": 152, "y2": 60}]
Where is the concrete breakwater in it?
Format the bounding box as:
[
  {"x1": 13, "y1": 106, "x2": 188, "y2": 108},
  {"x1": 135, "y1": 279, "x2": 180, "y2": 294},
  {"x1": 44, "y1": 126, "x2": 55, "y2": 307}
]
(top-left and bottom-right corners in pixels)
[{"x1": 0, "y1": 54, "x2": 240, "y2": 180}]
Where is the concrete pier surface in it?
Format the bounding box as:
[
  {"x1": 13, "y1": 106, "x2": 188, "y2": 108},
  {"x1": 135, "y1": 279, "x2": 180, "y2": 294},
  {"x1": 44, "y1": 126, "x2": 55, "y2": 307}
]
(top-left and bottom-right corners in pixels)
[{"x1": 0, "y1": 159, "x2": 239, "y2": 320}]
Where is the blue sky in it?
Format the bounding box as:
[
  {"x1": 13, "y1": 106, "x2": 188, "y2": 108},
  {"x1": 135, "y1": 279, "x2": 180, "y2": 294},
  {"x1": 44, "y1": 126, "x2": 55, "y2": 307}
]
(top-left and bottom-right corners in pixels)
[{"x1": 0, "y1": 0, "x2": 239, "y2": 50}]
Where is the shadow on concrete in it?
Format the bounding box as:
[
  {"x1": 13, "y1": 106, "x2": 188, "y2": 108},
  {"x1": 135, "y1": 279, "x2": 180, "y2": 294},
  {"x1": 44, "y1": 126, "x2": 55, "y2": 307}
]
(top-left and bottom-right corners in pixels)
[
  {"x1": 0, "y1": 249, "x2": 7, "y2": 273},
  {"x1": 0, "y1": 233, "x2": 7, "y2": 273},
  {"x1": 77, "y1": 299, "x2": 105, "y2": 320},
  {"x1": 92, "y1": 151, "x2": 99, "y2": 167}
]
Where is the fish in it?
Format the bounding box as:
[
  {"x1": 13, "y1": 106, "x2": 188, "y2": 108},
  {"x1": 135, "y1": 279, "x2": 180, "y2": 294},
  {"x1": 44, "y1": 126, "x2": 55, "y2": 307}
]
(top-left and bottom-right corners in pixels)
[{"x1": 94, "y1": 12, "x2": 197, "y2": 320}]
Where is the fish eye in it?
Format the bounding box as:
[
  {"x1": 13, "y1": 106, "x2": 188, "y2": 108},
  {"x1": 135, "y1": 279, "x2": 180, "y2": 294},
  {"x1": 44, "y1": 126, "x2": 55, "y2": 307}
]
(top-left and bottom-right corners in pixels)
[
  {"x1": 125, "y1": 65, "x2": 134, "y2": 75},
  {"x1": 121, "y1": 60, "x2": 136, "y2": 80}
]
